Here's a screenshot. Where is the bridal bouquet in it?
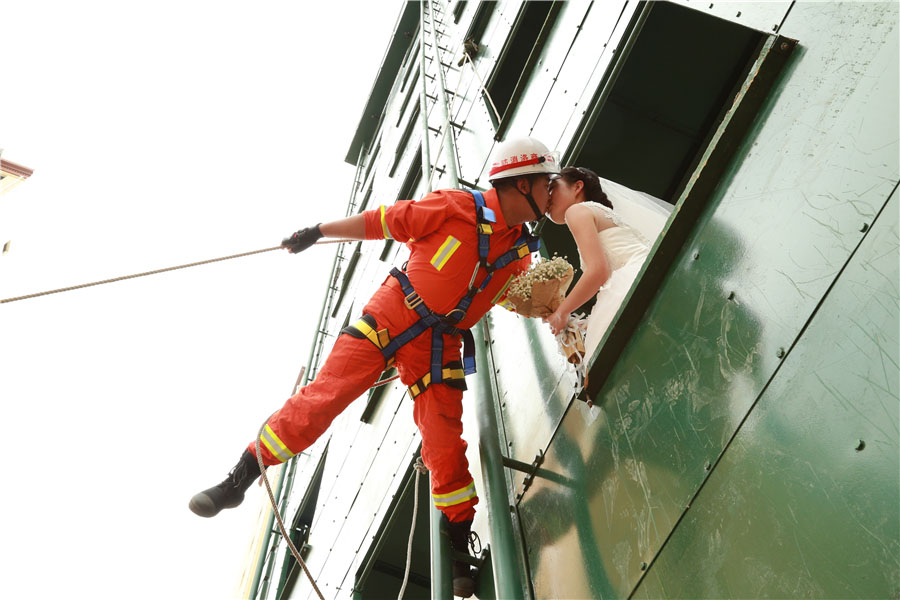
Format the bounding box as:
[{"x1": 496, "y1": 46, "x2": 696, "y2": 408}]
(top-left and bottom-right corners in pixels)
[
  {"x1": 506, "y1": 256, "x2": 574, "y2": 318},
  {"x1": 506, "y1": 257, "x2": 586, "y2": 364}
]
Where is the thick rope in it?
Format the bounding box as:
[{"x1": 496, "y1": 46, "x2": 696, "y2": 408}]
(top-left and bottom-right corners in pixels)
[
  {"x1": 372, "y1": 374, "x2": 401, "y2": 388},
  {"x1": 255, "y1": 415, "x2": 326, "y2": 600},
  {"x1": 398, "y1": 456, "x2": 429, "y2": 599},
  {"x1": 463, "y1": 51, "x2": 500, "y2": 122},
  {"x1": 252, "y1": 370, "x2": 400, "y2": 599},
  {"x1": 0, "y1": 238, "x2": 355, "y2": 305}
]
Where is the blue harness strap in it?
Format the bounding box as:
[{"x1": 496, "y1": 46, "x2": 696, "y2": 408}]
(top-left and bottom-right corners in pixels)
[{"x1": 382, "y1": 190, "x2": 541, "y2": 390}]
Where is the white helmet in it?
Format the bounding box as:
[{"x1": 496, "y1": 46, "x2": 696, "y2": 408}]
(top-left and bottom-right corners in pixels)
[{"x1": 488, "y1": 136, "x2": 560, "y2": 182}]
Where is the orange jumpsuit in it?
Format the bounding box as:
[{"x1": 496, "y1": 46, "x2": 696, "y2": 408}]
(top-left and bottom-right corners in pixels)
[{"x1": 249, "y1": 188, "x2": 533, "y2": 523}]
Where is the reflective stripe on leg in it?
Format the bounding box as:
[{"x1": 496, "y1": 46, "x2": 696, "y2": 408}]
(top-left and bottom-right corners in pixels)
[
  {"x1": 432, "y1": 480, "x2": 477, "y2": 508},
  {"x1": 260, "y1": 424, "x2": 295, "y2": 463}
]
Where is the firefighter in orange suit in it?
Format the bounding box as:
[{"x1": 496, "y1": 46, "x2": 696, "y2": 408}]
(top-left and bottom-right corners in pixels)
[{"x1": 190, "y1": 137, "x2": 559, "y2": 597}]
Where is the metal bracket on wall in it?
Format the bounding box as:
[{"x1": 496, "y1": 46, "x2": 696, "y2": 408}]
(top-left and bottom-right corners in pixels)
[{"x1": 502, "y1": 450, "x2": 545, "y2": 502}]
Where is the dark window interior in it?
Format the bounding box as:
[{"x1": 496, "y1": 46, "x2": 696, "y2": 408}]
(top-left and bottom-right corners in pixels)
[
  {"x1": 464, "y1": 1, "x2": 497, "y2": 47},
  {"x1": 353, "y1": 460, "x2": 432, "y2": 599},
  {"x1": 390, "y1": 105, "x2": 421, "y2": 177},
  {"x1": 397, "y1": 69, "x2": 421, "y2": 126},
  {"x1": 357, "y1": 183, "x2": 374, "y2": 214},
  {"x1": 360, "y1": 367, "x2": 397, "y2": 423},
  {"x1": 276, "y1": 445, "x2": 329, "y2": 598},
  {"x1": 453, "y1": 0, "x2": 468, "y2": 23},
  {"x1": 399, "y1": 37, "x2": 419, "y2": 94},
  {"x1": 361, "y1": 139, "x2": 381, "y2": 197},
  {"x1": 485, "y1": 1, "x2": 555, "y2": 127},
  {"x1": 541, "y1": 2, "x2": 764, "y2": 312},
  {"x1": 331, "y1": 242, "x2": 363, "y2": 318},
  {"x1": 398, "y1": 147, "x2": 423, "y2": 202}
]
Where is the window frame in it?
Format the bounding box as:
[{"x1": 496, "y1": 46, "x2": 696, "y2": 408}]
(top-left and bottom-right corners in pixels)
[{"x1": 564, "y1": 6, "x2": 797, "y2": 399}]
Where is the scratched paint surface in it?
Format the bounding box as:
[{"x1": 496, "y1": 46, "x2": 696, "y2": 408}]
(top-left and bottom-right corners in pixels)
[
  {"x1": 515, "y1": 2, "x2": 898, "y2": 598},
  {"x1": 634, "y1": 190, "x2": 899, "y2": 599}
]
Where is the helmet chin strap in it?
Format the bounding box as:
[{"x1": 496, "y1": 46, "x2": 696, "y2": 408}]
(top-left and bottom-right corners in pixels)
[{"x1": 514, "y1": 184, "x2": 544, "y2": 222}]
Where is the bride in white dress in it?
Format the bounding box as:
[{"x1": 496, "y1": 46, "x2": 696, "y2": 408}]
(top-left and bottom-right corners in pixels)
[{"x1": 544, "y1": 167, "x2": 654, "y2": 361}]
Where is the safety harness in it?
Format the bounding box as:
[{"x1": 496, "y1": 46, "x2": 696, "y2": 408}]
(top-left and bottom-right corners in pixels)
[{"x1": 343, "y1": 190, "x2": 541, "y2": 399}]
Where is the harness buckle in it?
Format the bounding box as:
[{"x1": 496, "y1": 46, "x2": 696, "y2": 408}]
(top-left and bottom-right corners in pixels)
[{"x1": 404, "y1": 291, "x2": 424, "y2": 310}]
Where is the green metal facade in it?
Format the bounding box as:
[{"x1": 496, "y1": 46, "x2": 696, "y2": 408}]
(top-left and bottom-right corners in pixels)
[{"x1": 250, "y1": 2, "x2": 899, "y2": 598}]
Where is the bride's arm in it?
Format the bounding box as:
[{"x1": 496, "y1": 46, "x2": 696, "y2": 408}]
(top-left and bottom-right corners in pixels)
[{"x1": 545, "y1": 203, "x2": 611, "y2": 334}]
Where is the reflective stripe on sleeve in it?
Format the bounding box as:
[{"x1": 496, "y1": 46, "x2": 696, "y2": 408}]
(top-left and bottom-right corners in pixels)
[
  {"x1": 261, "y1": 424, "x2": 295, "y2": 463},
  {"x1": 379, "y1": 205, "x2": 393, "y2": 240},
  {"x1": 432, "y1": 480, "x2": 477, "y2": 507},
  {"x1": 430, "y1": 236, "x2": 461, "y2": 271}
]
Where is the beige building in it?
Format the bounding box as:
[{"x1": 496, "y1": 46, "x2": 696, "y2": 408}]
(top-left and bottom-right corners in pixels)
[{"x1": 0, "y1": 155, "x2": 34, "y2": 256}]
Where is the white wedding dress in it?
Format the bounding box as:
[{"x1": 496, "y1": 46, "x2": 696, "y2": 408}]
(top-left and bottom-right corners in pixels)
[{"x1": 579, "y1": 179, "x2": 672, "y2": 363}]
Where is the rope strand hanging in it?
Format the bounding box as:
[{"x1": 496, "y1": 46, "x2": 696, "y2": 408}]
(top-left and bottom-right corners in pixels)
[{"x1": 0, "y1": 239, "x2": 355, "y2": 305}]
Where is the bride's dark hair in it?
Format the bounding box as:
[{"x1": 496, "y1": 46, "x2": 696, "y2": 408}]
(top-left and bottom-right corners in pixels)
[{"x1": 558, "y1": 166, "x2": 612, "y2": 209}]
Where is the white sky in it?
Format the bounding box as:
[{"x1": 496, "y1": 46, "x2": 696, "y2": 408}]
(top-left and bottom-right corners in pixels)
[{"x1": 0, "y1": 2, "x2": 397, "y2": 598}]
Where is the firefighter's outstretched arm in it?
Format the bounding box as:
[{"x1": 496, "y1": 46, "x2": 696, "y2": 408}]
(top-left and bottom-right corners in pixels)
[{"x1": 282, "y1": 214, "x2": 367, "y2": 253}]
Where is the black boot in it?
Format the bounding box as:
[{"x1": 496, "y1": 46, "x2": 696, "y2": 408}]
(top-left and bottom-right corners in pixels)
[
  {"x1": 189, "y1": 451, "x2": 265, "y2": 518},
  {"x1": 447, "y1": 519, "x2": 476, "y2": 598}
]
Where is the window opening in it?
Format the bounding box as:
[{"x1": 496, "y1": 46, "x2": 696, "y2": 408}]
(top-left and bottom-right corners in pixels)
[
  {"x1": 398, "y1": 147, "x2": 424, "y2": 202},
  {"x1": 463, "y1": 1, "x2": 497, "y2": 50},
  {"x1": 361, "y1": 139, "x2": 381, "y2": 194},
  {"x1": 331, "y1": 242, "x2": 363, "y2": 318},
  {"x1": 379, "y1": 239, "x2": 397, "y2": 263},
  {"x1": 360, "y1": 367, "x2": 397, "y2": 423},
  {"x1": 390, "y1": 104, "x2": 421, "y2": 177},
  {"x1": 397, "y1": 68, "x2": 421, "y2": 127},
  {"x1": 274, "y1": 444, "x2": 329, "y2": 599},
  {"x1": 353, "y1": 454, "x2": 431, "y2": 598},
  {"x1": 340, "y1": 309, "x2": 353, "y2": 333},
  {"x1": 453, "y1": 1, "x2": 468, "y2": 23},
  {"x1": 541, "y1": 1, "x2": 768, "y2": 316},
  {"x1": 399, "y1": 33, "x2": 421, "y2": 94},
  {"x1": 485, "y1": 1, "x2": 559, "y2": 134},
  {"x1": 358, "y1": 182, "x2": 374, "y2": 215}
]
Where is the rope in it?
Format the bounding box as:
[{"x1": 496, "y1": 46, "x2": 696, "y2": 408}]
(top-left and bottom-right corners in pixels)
[
  {"x1": 398, "y1": 456, "x2": 429, "y2": 599},
  {"x1": 255, "y1": 414, "x2": 326, "y2": 600},
  {"x1": 0, "y1": 238, "x2": 355, "y2": 305},
  {"x1": 371, "y1": 374, "x2": 401, "y2": 388},
  {"x1": 251, "y1": 369, "x2": 401, "y2": 599},
  {"x1": 463, "y1": 51, "x2": 500, "y2": 123}
]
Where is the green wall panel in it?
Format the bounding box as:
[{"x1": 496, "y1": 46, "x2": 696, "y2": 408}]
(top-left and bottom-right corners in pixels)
[
  {"x1": 634, "y1": 190, "x2": 899, "y2": 599},
  {"x1": 517, "y1": 3, "x2": 898, "y2": 598}
]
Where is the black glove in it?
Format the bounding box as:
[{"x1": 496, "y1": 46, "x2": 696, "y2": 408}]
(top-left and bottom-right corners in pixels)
[{"x1": 281, "y1": 224, "x2": 323, "y2": 254}]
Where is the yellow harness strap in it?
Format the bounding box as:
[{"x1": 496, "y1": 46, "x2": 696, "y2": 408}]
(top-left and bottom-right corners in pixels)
[
  {"x1": 408, "y1": 361, "x2": 467, "y2": 399},
  {"x1": 341, "y1": 314, "x2": 395, "y2": 368}
]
